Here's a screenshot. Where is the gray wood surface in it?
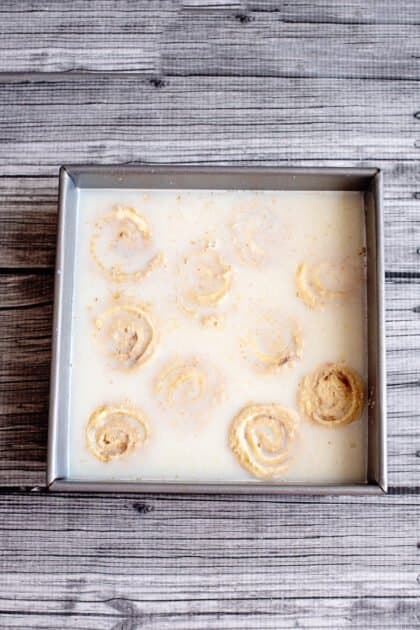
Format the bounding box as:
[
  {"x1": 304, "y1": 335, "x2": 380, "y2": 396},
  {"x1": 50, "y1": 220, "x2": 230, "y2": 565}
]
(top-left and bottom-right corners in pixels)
[
  {"x1": 0, "y1": 1, "x2": 420, "y2": 628},
  {"x1": 1, "y1": 493, "x2": 420, "y2": 629}
]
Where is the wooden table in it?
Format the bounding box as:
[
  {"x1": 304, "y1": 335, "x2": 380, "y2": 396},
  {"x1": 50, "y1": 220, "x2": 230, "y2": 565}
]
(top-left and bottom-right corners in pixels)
[{"x1": 1, "y1": 2, "x2": 419, "y2": 628}]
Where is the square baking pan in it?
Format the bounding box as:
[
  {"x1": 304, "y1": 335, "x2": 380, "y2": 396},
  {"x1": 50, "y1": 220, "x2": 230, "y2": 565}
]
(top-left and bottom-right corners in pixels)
[{"x1": 48, "y1": 166, "x2": 386, "y2": 494}]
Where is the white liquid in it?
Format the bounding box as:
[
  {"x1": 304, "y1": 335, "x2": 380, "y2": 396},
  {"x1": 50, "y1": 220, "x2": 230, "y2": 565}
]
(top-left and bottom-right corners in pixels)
[{"x1": 68, "y1": 188, "x2": 367, "y2": 484}]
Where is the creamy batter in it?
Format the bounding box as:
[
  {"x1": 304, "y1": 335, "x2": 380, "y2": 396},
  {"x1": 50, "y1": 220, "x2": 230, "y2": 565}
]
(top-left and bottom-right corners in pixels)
[{"x1": 68, "y1": 188, "x2": 368, "y2": 484}]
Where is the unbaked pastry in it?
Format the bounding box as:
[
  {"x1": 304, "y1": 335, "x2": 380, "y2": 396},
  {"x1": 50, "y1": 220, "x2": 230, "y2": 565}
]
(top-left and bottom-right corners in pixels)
[
  {"x1": 94, "y1": 302, "x2": 157, "y2": 370},
  {"x1": 297, "y1": 362, "x2": 364, "y2": 427},
  {"x1": 90, "y1": 204, "x2": 164, "y2": 282},
  {"x1": 177, "y1": 241, "x2": 232, "y2": 325},
  {"x1": 154, "y1": 356, "x2": 224, "y2": 419},
  {"x1": 241, "y1": 314, "x2": 303, "y2": 373},
  {"x1": 230, "y1": 204, "x2": 282, "y2": 267},
  {"x1": 86, "y1": 403, "x2": 148, "y2": 462},
  {"x1": 296, "y1": 259, "x2": 360, "y2": 310},
  {"x1": 229, "y1": 403, "x2": 299, "y2": 479}
]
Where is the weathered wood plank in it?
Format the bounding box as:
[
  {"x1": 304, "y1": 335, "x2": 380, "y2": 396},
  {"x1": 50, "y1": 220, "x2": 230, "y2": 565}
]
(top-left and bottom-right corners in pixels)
[
  {"x1": 0, "y1": 618, "x2": 103, "y2": 630},
  {"x1": 0, "y1": 301, "x2": 52, "y2": 382},
  {"x1": 0, "y1": 77, "x2": 419, "y2": 177},
  {"x1": 2, "y1": 1, "x2": 420, "y2": 77},
  {"x1": 186, "y1": 0, "x2": 420, "y2": 24},
  {"x1": 162, "y1": 7, "x2": 420, "y2": 80},
  {"x1": 0, "y1": 1, "x2": 177, "y2": 74},
  {"x1": 0, "y1": 493, "x2": 419, "y2": 629},
  {"x1": 0, "y1": 274, "x2": 418, "y2": 488},
  {"x1": 0, "y1": 413, "x2": 47, "y2": 486},
  {"x1": 0, "y1": 177, "x2": 57, "y2": 256},
  {"x1": 0, "y1": 177, "x2": 57, "y2": 267},
  {"x1": 0, "y1": 599, "x2": 419, "y2": 630},
  {"x1": 0, "y1": 275, "x2": 52, "y2": 486},
  {"x1": 0, "y1": 211, "x2": 56, "y2": 268},
  {"x1": 0, "y1": 272, "x2": 54, "y2": 307}
]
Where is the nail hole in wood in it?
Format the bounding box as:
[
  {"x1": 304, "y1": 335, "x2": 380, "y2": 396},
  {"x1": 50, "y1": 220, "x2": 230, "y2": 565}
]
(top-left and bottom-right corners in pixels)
[
  {"x1": 234, "y1": 13, "x2": 254, "y2": 24},
  {"x1": 133, "y1": 502, "x2": 154, "y2": 514},
  {"x1": 149, "y1": 78, "x2": 166, "y2": 89}
]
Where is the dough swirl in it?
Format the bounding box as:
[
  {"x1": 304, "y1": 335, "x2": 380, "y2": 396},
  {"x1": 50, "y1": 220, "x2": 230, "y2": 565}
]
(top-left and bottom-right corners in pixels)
[
  {"x1": 86, "y1": 404, "x2": 148, "y2": 462},
  {"x1": 297, "y1": 363, "x2": 364, "y2": 427},
  {"x1": 182, "y1": 247, "x2": 231, "y2": 306},
  {"x1": 154, "y1": 356, "x2": 223, "y2": 417},
  {"x1": 94, "y1": 303, "x2": 157, "y2": 370},
  {"x1": 231, "y1": 209, "x2": 267, "y2": 266},
  {"x1": 229, "y1": 403, "x2": 299, "y2": 479},
  {"x1": 296, "y1": 260, "x2": 359, "y2": 310},
  {"x1": 243, "y1": 316, "x2": 303, "y2": 373},
  {"x1": 177, "y1": 242, "x2": 232, "y2": 325},
  {"x1": 90, "y1": 204, "x2": 163, "y2": 282}
]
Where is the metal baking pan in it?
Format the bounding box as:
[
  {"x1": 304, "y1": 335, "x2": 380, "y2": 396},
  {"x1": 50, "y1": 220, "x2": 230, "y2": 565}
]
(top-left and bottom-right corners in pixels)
[{"x1": 48, "y1": 166, "x2": 386, "y2": 494}]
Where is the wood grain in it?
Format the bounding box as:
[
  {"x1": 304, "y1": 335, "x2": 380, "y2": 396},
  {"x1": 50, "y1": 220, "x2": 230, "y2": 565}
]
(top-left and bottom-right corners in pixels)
[
  {"x1": 0, "y1": 0, "x2": 177, "y2": 74},
  {"x1": 0, "y1": 274, "x2": 52, "y2": 486},
  {"x1": 0, "y1": 493, "x2": 420, "y2": 628},
  {"x1": 1, "y1": 1, "x2": 420, "y2": 77},
  {"x1": 0, "y1": 177, "x2": 57, "y2": 267},
  {"x1": 162, "y1": 7, "x2": 420, "y2": 79},
  {"x1": 0, "y1": 272, "x2": 54, "y2": 307},
  {"x1": 0, "y1": 605, "x2": 418, "y2": 630},
  {"x1": 1, "y1": 76, "x2": 420, "y2": 178}
]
